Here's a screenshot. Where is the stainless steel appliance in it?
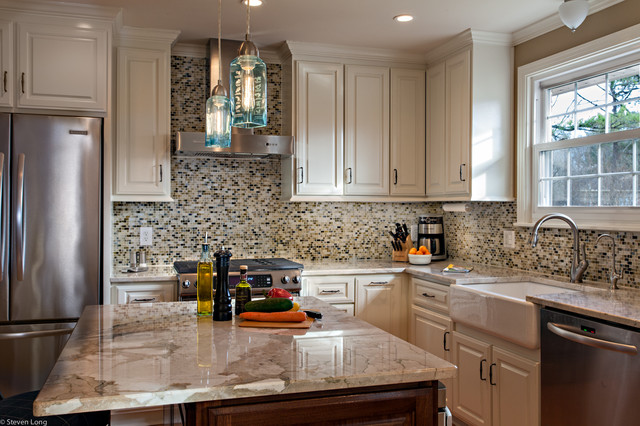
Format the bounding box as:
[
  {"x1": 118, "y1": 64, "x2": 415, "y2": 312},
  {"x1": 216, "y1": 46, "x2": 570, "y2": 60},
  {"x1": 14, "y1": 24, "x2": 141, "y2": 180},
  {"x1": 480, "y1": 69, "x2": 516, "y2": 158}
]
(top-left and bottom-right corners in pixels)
[
  {"x1": 541, "y1": 308, "x2": 640, "y2": 425},
  {"x1": 0, "y1": 114, "x2": 101, "y2": 398},
  {"x1": 418, "y1": 215, "x2": 446, "y2": 260},
  {"x1": 175, "y1": 258, "x2": 303, "y2": 301}
]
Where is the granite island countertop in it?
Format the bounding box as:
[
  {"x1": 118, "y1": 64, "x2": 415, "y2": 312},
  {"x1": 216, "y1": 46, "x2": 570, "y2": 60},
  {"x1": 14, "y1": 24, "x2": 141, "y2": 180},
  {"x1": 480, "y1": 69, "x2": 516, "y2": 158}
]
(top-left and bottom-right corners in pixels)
[{"x1": 33, "y1": 297, "x2": 456, "y2": 417}]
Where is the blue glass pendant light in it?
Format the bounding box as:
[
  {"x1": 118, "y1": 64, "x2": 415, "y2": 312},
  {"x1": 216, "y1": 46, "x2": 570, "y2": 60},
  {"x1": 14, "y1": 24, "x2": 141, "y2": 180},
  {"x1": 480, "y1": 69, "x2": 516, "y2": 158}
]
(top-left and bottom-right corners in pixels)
[
  {"x1": 205, "y1": 0, "x2": 232, "y2": 147},
  {"x1": 230, "y1": 2, "x2": 267, "y2": 128}
]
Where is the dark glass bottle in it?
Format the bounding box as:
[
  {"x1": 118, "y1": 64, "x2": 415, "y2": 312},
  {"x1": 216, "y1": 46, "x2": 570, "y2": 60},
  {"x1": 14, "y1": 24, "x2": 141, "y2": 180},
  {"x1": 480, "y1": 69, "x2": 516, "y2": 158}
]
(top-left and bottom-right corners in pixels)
[
  {"x1": 213, "y1": 246, "x2": 232, "y2": 321},
  {"x1": 234, "y1": 265, "x2": 252, "y2": 315}
]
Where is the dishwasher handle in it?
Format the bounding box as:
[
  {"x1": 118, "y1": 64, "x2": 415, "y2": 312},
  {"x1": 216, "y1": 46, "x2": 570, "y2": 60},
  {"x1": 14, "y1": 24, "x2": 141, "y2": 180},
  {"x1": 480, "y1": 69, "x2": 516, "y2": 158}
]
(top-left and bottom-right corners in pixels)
[{"x1": 547, "y1": 322, "x2": 638, "y2": 355}]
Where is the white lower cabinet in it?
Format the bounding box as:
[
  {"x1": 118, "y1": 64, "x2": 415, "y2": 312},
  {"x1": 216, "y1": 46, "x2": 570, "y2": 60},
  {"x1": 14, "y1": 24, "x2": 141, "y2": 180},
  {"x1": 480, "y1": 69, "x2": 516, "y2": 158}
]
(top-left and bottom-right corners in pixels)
[
  {"x1": 355, "y1": 274, "x2": 405, "y2": 340},
  {"x1": 451, "y1": 330, "x2": 540, "y2": 426},
  {"x1": 302, "y1": 275, "x2": 356, "y2": 314},
  {"x1": 111, "y1": 282, "x2": 177, "y2": 304}
]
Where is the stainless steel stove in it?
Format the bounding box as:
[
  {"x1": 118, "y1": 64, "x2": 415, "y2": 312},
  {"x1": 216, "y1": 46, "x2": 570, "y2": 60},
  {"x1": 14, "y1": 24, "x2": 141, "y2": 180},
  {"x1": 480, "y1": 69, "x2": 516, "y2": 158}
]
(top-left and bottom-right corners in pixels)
[{"x1": 174, "y1": 258, "x2": 303, "y2": 301}]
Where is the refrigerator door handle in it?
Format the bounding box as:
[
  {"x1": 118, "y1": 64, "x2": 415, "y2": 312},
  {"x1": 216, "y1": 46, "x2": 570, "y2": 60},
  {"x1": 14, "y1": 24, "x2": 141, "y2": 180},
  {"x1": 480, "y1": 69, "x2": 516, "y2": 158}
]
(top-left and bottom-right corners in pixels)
[
  {"x1": 0, "y1": 327, "x2": 73, "y2": 340},
  {"x1": 0, "y1": 152, "x2": 4, "y2": 279},
  {"x1": 16, "y1": 153, "x2": 25, "y2": 281}
]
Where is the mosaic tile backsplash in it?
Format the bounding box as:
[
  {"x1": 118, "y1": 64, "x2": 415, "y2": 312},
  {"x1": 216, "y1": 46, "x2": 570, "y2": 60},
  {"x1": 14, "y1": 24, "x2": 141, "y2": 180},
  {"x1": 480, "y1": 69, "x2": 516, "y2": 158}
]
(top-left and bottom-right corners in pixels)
[{"x1": 112, "y1": 56, "x2": 639, "y2": 289}]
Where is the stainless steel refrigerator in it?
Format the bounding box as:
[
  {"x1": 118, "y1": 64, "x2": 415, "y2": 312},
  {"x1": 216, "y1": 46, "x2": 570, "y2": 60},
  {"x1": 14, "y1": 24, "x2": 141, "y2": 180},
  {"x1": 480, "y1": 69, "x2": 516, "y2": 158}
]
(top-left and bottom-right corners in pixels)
[{"x1": 0, "y1": 113, "x2": 101, "y2": 398}]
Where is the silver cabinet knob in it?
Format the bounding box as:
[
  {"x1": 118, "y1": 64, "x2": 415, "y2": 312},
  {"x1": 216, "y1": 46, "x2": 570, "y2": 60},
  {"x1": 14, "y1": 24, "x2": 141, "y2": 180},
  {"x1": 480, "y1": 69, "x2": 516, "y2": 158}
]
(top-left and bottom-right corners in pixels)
[{"x1": 182, "y1": 280, "x2": 191, "y2": 289}]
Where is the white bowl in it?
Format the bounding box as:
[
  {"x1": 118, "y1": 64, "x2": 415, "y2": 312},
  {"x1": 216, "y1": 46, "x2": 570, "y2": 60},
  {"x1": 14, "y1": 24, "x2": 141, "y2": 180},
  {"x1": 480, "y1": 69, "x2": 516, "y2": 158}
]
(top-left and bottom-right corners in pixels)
[{"x1": 408, "y1": 253, "x2": 432, "y2": 265}]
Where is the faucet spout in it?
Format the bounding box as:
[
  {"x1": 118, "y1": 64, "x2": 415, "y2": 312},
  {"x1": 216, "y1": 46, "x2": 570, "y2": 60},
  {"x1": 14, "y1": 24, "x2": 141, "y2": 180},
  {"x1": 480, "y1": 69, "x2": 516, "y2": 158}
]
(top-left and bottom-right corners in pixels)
[
  {"x1": 529, "y1": 213, "x2": 589, "y2": 283},
  {"x1": 596, "y1": 234, "x2": 622, "y2": 290}
]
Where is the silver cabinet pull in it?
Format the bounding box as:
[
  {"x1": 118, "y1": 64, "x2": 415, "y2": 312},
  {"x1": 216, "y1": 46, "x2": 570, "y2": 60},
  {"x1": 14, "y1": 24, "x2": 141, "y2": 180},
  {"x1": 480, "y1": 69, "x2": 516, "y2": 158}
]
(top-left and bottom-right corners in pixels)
[
  {"x1": 132, "y1": 297, "x2": 157, "y2": 303},
  {"x1": 2, "y1": 71, "x2": 6, "y2": 93},
  {"x1": 16, "y1": 154, "x2": 25, "y2": 281},
  {"x1": 480, "y1": 359, "x2": 487, "y2": 381},
  {"x1": 0, "y1": 327, "x2": 73, "y2": 340},
  {"x1": 0, "y1": 153, "x2": 4, "y2": 280},
  {"x1": 368, "y1": 281, "x2": 390, "y2": 286},
  {"x1": 159, "y1": 164, "x2": 163, "y2": 182},
  {"x1": 422, "y1": 292, "x2": 436, "y2": 298},
  {"x1": 297, "y1": 167, "x2": 304, "y2": 184},
  {"x1": 547, "y1": 322, "x2": 638, "y2": 355},
  {"x1": 20, "y1": 72, "x2": 25, "y2": 94},
  {"x1": 346, "y1": 167, "x2": 353, "y2": 184},
  {"x1": 443, "y1": 331, "x2": 450, "y2": 352},
  {"x1": 489, "y1": 363, "x2": 497, "y2": 386},
  {"x1": 393, "y1": 169, "x2": 398, "y2": 185},
  {"x1": 319, "y1": 289, "x2": 341, "y2": 295},
  {"x1": 459, "y1": 163, "x2": 466, "y2": 182}
]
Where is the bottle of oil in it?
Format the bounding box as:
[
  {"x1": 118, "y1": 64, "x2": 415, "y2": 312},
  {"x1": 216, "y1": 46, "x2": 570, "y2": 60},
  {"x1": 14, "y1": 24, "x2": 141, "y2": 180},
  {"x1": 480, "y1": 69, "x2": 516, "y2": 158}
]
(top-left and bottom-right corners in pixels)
[
  {"x1": 197, "y1": 234, "x2": 213, "y2": 317},
  {"x1": 234, "y1": 265, "x2": 251, "y2": 315}
]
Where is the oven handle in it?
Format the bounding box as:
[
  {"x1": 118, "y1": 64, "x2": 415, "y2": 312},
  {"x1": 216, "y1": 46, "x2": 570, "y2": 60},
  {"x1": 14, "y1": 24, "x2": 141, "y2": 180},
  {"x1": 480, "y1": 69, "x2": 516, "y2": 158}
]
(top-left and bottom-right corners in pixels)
[{"x1": 547, "y1": 322, "x2": 638, "y2": 355}]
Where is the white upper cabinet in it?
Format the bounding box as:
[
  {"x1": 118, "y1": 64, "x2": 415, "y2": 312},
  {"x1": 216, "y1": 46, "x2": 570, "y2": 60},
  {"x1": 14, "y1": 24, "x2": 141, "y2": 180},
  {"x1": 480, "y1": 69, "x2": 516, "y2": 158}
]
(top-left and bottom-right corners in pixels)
[
  {"x1": 425, "y1": 30, "x2": 514, "y2": 201},
  {"x1": 344, "y1": 65, "x2": 389, "y2": 196},
  {"x1": 0, "y1": 20, "x2": 13, "y2": 107},
  {"x1": 294, "y1": 61, "x2": 344, "y2": 196},
  {"x1": 17, "y1": 22, "x2": 108, "y2": 111},
  {"x1": 113, "y1": 28, "x2": 178, "y2": 201},
  {"x1": 390, "y1": 68, "x2": 425, "y2": 196}
]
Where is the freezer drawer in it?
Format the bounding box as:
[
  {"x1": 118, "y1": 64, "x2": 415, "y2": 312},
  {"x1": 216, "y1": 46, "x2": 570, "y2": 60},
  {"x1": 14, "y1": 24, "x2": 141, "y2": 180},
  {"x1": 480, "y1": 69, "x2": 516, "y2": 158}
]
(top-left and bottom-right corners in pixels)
[{"x1": 0, "y1": 322, "x2": 74, "y2": 398}]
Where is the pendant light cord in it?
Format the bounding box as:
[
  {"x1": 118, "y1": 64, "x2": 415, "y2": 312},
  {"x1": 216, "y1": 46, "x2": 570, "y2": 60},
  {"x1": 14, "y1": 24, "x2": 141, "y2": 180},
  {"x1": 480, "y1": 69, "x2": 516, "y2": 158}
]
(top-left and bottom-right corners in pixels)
[
  {"x1": 246, "y1": 0, "x2": 251, "y2": 40},
  {"x1": 217, "y1": 0, "x2": 222, "y2": 84}
]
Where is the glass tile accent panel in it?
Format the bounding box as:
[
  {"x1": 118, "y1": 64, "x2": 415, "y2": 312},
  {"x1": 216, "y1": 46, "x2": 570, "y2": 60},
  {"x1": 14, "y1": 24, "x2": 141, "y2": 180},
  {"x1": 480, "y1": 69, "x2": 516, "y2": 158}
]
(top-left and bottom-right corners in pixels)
[
  {"x1": 570, "y1": 177, "x2": 598, "y2": 206},
  {"x1": 601, "y1": 175, "x2": 633, "y2": 206}
]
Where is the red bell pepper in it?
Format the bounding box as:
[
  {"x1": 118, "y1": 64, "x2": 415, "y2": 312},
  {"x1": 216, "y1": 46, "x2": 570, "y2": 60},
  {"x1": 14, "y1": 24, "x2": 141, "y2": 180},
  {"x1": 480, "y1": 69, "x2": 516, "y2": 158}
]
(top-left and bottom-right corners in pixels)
[{"x1": 266, "y1": 288, "x2": 293, "y2": 300}]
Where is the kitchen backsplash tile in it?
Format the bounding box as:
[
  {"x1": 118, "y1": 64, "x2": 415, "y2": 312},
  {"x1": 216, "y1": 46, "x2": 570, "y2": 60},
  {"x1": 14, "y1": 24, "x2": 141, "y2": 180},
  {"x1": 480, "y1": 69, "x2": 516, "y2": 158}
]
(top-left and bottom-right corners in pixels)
[{"x1": 111, "y1": 55, "x2": 639, "y2": 289}]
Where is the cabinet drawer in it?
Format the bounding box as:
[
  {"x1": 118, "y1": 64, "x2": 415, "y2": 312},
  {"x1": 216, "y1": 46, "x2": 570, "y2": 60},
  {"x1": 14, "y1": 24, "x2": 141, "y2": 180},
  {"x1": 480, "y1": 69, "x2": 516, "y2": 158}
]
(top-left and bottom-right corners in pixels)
[
  {"x1": 331, "y1": 303, "x2": 355, "y2": 316},
  {"x1": 411, "y1": 277, "x2": 449, "y2": 312},
  {"x1": 303, "y1": 276, "x2": 355, "y2": 304}
]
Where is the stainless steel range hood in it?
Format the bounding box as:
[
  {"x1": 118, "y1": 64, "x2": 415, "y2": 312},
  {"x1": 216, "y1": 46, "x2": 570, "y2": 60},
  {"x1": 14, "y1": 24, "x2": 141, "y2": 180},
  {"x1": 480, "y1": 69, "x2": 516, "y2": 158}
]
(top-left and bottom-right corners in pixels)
[{"x1": 175, "y1": 39, "x2": 293, "y2": 159}]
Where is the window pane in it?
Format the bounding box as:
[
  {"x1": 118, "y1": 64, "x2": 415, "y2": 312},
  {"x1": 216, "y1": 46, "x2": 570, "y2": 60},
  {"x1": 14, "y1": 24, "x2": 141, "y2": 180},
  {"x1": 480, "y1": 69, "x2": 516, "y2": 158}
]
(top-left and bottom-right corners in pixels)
[
  {"x1": 569, "y1": 145, "x2": 598, "y2": 176},
  {"x1": 576, "y1": 74, "x2": 606, "y2": 110},
  {"x1": 601, "y1": 175, "x2": 633, "y2": 206},
  {"x1": 602, "y1": 139, "x2": 634, "y2": 173},
  {"x1": 576, "y1": 108, "x2": 606, "y2": 136},
  {"x1": 552, "y1": 180, "x2": 567, "y2": 206},
  {"x1": 608, "y1": 65, "x2": 640, "y2": 103},
  {"x1": 549, "y1": 83, "x2": 575, "y2": 116},
  {"x1": 539, "y1": 149, "x2": 569, "y2": 178},
  {"x1": 570, "y1": 177, "x2": 598, "y2": 206},
  {"x1": 609, "y1": 99, "x2": 640, "y2": 132},
  {"x1": 548, "y1": 114, "x2": 574, "y2": 141}
]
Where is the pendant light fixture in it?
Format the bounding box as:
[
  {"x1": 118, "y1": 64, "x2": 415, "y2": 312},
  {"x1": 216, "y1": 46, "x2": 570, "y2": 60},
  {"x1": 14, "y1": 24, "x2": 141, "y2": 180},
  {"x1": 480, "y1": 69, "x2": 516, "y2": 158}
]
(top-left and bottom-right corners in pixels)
[
  {"x1": 205, "y1": 0, "x2": 232, "y2": 147},
  {"x1": 230, "y1": 1, "x2": 267, "y2": 128},
  {"x1": 558, "y1": 0, "x2": 589, "y2": 32}
]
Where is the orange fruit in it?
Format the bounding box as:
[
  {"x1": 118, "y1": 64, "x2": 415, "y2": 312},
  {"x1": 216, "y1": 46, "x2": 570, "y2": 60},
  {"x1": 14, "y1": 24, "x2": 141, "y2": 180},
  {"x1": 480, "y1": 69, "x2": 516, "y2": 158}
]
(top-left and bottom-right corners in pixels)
[
  {"x1": 419, "y1": 245, "x2": 428, "y2": 254},
  {"x1": 409, "y1": 247, "x2": 418, "y2": 255}
]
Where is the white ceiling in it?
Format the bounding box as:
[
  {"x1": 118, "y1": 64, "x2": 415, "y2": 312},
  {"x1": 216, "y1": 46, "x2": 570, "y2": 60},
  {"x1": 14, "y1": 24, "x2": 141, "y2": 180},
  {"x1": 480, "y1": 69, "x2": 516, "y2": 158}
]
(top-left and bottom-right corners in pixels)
[{"x1": 47, "y1": 0, "x2": 611, "y2": 53}]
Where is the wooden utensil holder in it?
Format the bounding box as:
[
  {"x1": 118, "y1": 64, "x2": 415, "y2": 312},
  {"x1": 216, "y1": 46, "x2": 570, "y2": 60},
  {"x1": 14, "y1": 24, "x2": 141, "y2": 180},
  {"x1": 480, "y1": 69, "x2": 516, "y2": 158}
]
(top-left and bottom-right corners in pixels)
[{"x1": 392, "y1": 236, "x2": 413, "y2": 262}]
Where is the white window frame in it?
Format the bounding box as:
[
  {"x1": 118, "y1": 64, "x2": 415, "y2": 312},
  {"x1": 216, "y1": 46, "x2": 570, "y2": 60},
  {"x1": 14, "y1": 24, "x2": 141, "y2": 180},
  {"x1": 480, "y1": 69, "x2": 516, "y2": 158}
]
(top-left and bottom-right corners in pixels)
[{"x1": 517, "y1": 23, "x2": 640, "y2": 232}]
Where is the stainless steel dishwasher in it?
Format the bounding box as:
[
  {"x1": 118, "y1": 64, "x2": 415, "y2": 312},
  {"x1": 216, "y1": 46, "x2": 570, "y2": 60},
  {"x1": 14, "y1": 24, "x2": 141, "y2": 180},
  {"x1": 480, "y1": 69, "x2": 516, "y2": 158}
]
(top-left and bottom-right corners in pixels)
[{"x1": 541, "y1": 308, "x2": 640, "y2": 425}]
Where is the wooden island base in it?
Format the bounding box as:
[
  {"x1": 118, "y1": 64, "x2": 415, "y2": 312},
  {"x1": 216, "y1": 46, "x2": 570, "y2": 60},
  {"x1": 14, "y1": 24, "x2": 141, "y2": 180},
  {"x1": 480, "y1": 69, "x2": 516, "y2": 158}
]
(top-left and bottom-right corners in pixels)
[{"x1": 184, "y1": 381, "x2": 438, "y2": 426}]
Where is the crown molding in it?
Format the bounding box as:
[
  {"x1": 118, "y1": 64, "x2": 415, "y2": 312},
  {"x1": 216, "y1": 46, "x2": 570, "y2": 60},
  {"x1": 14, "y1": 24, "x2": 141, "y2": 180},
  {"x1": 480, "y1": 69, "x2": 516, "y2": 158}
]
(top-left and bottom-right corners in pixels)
[
  {"x1": 282, "y1": 40, "x2": 427, "y2": 66},
  {"x1": 0, "y1": 0, "x2": 120, "y2": 22},
  {"x1": 116, "y1": 26, "x2": 181, "y2": 48},
  {"x1": 425, "y1": 29, "x2": 512, "y2": 64},
  {"x1": 512, "y1": 0, "x2": 625, "y2": 46},
  {"x1": 172, "y1": 43, "x2": 207, "y2": 58}
]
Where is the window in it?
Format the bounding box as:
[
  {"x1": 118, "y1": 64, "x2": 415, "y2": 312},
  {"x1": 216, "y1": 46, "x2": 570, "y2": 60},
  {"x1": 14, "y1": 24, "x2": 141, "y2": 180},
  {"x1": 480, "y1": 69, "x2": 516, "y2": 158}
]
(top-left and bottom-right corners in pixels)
[{"x1": 518, "y1": 24, "x2": 640, "y2": 231}]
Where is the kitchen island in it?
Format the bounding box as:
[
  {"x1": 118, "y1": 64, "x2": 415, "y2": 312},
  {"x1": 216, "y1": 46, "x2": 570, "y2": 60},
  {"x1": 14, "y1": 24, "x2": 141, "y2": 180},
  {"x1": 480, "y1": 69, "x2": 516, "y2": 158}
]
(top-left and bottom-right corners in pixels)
[{"x1": 34, "y1": 297, "x2": 456, "y2": 425}]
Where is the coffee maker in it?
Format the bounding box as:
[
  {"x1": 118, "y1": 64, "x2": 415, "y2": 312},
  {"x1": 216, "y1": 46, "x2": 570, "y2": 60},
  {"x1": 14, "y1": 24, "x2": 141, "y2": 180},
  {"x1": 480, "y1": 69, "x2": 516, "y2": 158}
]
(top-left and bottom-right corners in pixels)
[{"x1": 418, "y1": 215, "x2": 446, "y2": 260}]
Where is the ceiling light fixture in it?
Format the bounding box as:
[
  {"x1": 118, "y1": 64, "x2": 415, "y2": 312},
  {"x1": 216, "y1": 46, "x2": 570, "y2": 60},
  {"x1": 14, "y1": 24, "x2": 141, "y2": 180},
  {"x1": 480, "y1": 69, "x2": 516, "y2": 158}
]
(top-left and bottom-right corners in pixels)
[
  {"x1": 243, "y1": 0, "x2": 263, "y2": 6},
  {"x1": 205, "y1": 0, "x2": 232, "y2": 147},
  {"x1": 558, "y1": 0, "x2": 589, "y2": 32},
  {"x1": 230, "y1": 0, "x2": 267, "y2": 128},
  {"x1": 393, "y1": 14, "x2": 414, "y2": 23}
]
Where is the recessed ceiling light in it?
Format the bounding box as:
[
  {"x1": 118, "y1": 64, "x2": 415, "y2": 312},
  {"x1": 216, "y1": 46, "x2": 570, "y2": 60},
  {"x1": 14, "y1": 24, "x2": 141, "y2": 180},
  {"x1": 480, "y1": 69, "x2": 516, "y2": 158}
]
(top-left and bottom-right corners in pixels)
[
  {"x1": 243, "y1": 0, "x2": 263, "y2": 6},
  {"x1": 393, "y1": 14, "x2": 414, "y2": 23}
]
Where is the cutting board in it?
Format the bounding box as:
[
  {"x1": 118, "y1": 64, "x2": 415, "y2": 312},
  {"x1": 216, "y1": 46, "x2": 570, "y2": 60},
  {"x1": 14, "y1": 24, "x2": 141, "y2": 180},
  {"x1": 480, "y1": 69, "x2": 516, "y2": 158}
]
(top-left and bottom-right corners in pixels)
[{"x1": 238, "y1": 318, "x2": 314, "y2": 329}]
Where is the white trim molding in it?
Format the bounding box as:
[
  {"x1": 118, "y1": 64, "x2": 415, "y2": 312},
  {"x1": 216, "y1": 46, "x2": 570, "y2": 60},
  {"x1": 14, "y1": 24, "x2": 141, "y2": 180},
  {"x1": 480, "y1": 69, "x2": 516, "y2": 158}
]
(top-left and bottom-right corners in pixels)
[
  {"x1": 517, "y1": 21, "x2": 640, "y2": 231},
  {"x1": 425, "y1": 29, "x2": 512, "y2": 64}
]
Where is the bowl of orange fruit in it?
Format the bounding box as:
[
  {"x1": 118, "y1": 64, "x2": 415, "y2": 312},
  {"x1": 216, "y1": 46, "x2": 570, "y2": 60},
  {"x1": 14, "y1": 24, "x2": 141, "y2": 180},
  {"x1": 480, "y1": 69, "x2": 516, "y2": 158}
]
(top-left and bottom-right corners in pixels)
[{"x1": 408, "y1": 246, "x2": 432, "y2": 265}]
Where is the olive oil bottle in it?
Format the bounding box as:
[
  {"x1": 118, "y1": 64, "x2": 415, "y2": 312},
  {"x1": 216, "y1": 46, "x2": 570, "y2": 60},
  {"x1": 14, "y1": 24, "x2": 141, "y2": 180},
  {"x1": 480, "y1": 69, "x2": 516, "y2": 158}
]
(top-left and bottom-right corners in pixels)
[
  {"x1": 197, "y1": 234, "x2": 213, "y2": 316},
  {"x1": 234, "y1": 265, "x2": 251, "y2": 315}
]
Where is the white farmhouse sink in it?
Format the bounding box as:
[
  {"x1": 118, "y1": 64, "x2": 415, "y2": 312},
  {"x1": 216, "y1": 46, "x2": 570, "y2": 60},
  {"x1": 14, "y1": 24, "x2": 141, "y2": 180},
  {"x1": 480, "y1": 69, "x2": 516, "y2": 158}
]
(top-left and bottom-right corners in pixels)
[{"x1": 449, "y1": 281, "x2": 577, "y2": 349}]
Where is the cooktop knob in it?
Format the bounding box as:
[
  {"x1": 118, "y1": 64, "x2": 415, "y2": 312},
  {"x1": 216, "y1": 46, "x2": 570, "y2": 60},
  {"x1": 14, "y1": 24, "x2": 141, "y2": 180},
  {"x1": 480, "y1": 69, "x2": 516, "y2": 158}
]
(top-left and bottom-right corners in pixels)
[
  {"x1": 281, "y1": 275, "x2": 291, "y2": 284},
  {"x1": 292, "y1": 275, "x2": 301, "y2": 284},
  {"x1": 182, "y1": 280, "x2": 191, "y2": 289}
]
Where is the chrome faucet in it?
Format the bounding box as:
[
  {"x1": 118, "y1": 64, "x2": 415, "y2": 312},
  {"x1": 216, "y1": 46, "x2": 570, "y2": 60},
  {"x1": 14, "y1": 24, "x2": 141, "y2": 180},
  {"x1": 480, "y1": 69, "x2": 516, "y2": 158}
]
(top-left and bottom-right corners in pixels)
[
  {"x1": 595, "y1": 234, "x2": 622, "y2": 290},
  {"x1": 528, "y1": 213, "x2": 589, "y2": 283}
]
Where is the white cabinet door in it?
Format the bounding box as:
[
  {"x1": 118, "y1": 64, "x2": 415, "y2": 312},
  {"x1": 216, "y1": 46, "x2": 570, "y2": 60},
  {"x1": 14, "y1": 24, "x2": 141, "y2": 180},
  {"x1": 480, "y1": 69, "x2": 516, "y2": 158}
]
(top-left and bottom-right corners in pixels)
[
  {"x1": 355, "y1": 274, "x2": 403, "y2": 338},
  {"x1": 114, "y1": 46, "x2": 171, "y2": 200},
  {"x1": 390, "y1": 68, "x2": 425, "y2": 196},
  {"x1": 303, "y1": 275, "x2": 355, "y2": 304},
  {"x1": 0, "y1": 20, "x2": 13, "y2": 107},
  {"x1": 451, "y1": 331, "x2": 491, "y2": 426},
  {"x1": 17, "y1": 22, "x2": 107, "y2": 111},
  {"x1": 445, "y1": 49, "x2": 471, "y2": 195},
  {"x1": 112, "y1": 282, "x2": 176, "y2": 304},
  {"x1": 491, "y1": 347, "x2": 540, "y2": 426},
  {"x1": 426, "y1": 61, "x2": 446, "y2": 196},
  {"x1": 344, "y1": 65, "x2": 389, "y2": 195},
  {"x1": 295, "y1": 61, "x2": 344, "y2": 195}
]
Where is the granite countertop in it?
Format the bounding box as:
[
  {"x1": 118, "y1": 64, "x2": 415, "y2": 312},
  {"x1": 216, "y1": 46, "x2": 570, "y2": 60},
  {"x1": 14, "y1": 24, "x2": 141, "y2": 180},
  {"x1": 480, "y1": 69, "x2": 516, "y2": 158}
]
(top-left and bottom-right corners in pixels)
[
  {"x1": 111, "y1": 265, "x2": 177, "y2": 282},
  {"x1": 33, "y1": 297, "x2": 456, "y2": 417}
]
